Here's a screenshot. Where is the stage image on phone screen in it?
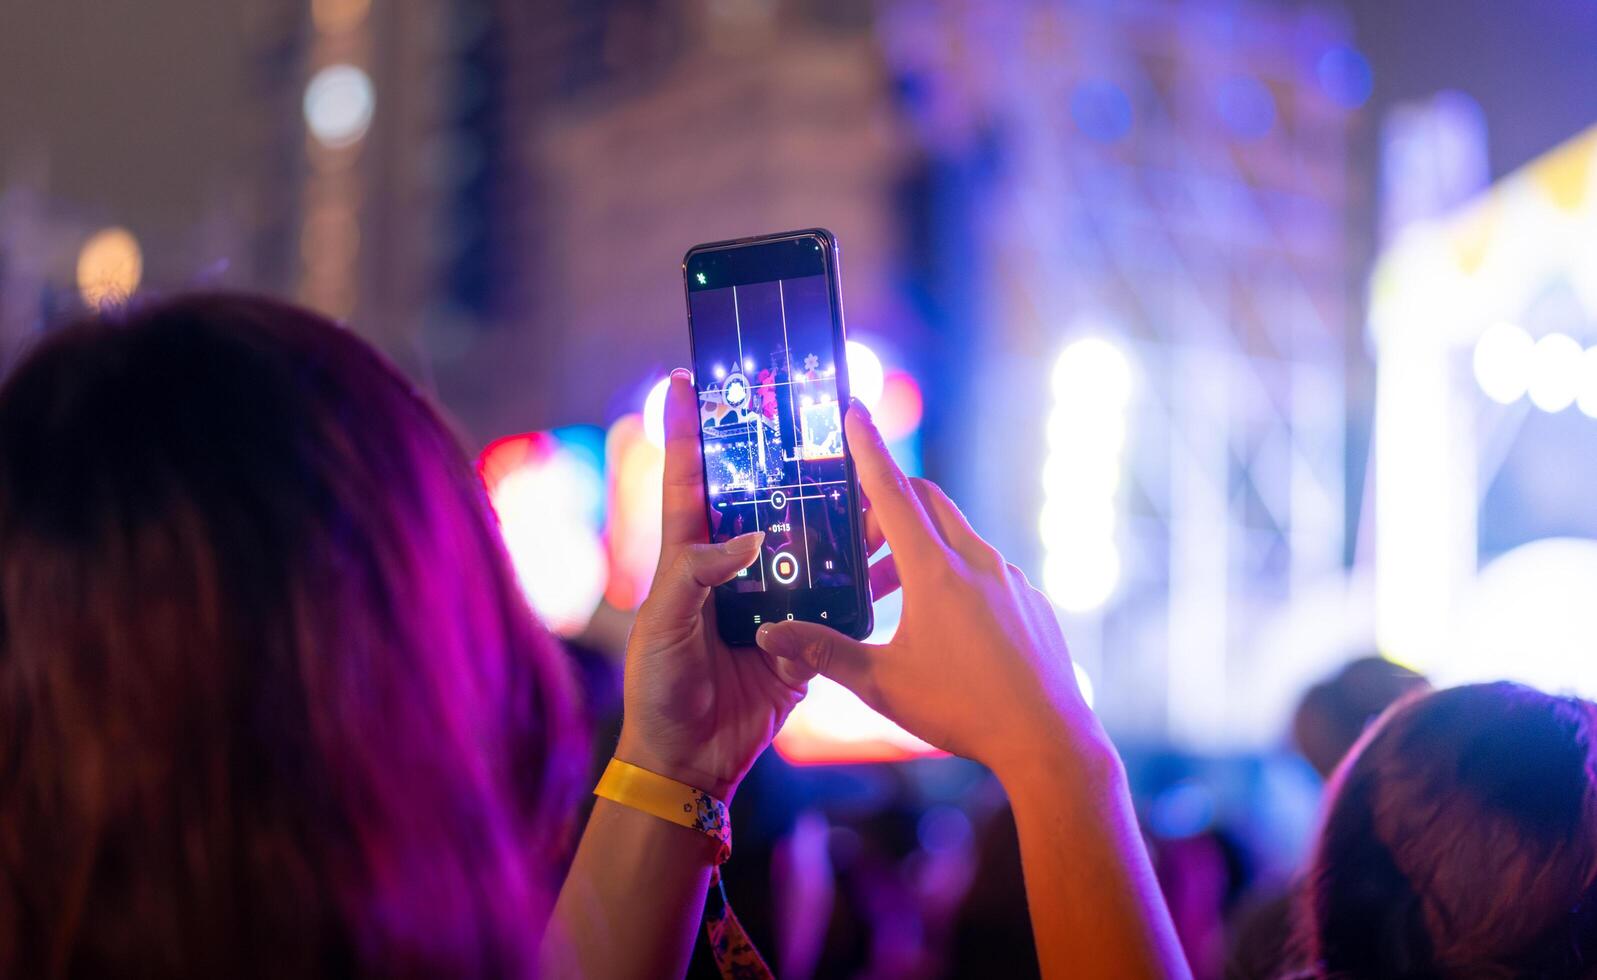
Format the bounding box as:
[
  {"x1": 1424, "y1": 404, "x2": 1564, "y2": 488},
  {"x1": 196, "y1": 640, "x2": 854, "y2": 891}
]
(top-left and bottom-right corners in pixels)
[{"x1": 687, "y1": 273, "x2": 857, "y2": 599}]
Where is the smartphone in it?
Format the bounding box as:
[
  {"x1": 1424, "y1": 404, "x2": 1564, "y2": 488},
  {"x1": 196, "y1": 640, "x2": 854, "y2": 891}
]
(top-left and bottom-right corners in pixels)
[{"x1": 681, "y1": 229, "x2": 874, "y2": 646}]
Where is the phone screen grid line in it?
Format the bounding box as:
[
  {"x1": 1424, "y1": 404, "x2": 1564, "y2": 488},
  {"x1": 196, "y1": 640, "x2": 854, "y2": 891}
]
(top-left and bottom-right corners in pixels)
[
  {"x1": 777, "y1": 280, "x2": 814, "y2": 589},
  {"x1": 724, "y1": 492, "x2": 835, "y2": 506},
  {"x1": 728, "y1": 284, "x2": 765, "y2": 592},
  {"x1": 715, "y1": 478, "x2": 846, "y2": 494},
  {"x1": 731, "y1": 285, "x2": 744, "y2": 376}
]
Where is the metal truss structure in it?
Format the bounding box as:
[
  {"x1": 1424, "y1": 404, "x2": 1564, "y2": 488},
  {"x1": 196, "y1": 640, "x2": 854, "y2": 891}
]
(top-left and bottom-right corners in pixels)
[{"x1": 881, "y1": 0, "x2": 1360, "y2": 745}]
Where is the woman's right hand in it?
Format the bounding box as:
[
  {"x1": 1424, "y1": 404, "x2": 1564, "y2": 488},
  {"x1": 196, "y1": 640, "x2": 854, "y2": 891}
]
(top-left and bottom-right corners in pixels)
[{"x1": 754, "y1": 399, "x2": 1108, "y2": 782}]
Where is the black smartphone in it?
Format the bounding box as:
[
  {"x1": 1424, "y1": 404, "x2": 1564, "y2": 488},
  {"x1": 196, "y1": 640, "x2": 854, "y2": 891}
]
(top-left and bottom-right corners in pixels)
[{"x1": 681, "y1": 229, "x2": 875, "y2": 646}]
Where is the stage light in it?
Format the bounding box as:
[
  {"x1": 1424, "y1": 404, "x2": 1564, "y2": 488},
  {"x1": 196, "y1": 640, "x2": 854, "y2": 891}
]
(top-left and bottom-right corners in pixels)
[
  {"x1": 304, "y1": 64, "x2": 374, "y2": 148},
  {"x1": 1578, "y1": 346, "x2": 1597, "y2": 419},
  {"x1": 876, "y1": 371, "x2": 925, "y2": 441},
  {"x1": 1043, "y1": 541, "x2": 1122, "y2": 614},
  {"x1": 1051, "y1": 336, "x2": 1132, "y2": 409},
  {"x1": 1046, "y1": 409, "x2": 1127, "y2": 458},
  {"x1": 1526, "y1": 332, "x2": 1583, "y2": 413},
  {"x1": 713, "y1": 364, "x2": 726, "y2": 379},
  {"x1": 76, "y1": 227, "x2": 142, "y2": 308},
  {"x1": 845, "y1": 339, "x2": 885, "y2": 409},
  {"x1": 642, "y1": 376, "x2": 671, "y2": 447},
  {"x1": 1073, "y1": 662, "x2": 1095, "y2": 710},
  {"x1": 312, "y1": 0, "x2": 369, "y2": 33},
  {"x1": 1441, "y1": 538, "x2": 1597, "y2": 698},
  {"x1": 1317, "y1": 46, "x2": 1373, "y2": 110},
  {"x1": 1471, "y1": 320, "x2": 1534, "y2": 405},
  {"x1": 605, "y1": 414, "x2": 664, "y2": 609},
  {"x1": 1041, "y1": 337, "x2": 1133, "y2": 613},
  {"x1": 479, "y1": 433, "x2": 607, "y2": 636},
  {"x1": 493, "y1": 466, "x2": 607, "y2": 635}
]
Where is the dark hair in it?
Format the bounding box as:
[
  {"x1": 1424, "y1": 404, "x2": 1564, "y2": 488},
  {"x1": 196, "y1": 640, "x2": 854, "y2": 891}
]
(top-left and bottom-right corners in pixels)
[
  {"x1": 0, "y1": 294, "x2": 582, "y2": 977},
  {"x1": 1305, "y1": 682, "x2": 1597, "y2": 978}
]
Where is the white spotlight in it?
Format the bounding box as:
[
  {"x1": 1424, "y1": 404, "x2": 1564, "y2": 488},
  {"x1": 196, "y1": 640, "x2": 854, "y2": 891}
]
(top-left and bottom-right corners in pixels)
[
  {"x1": 642, "y1": 377, "x2": 671, "y2": 447},
  {"x1": 1471, "y1": 321, "x2": 1535, "y2": 405},
  {"x1": 1051, "y1": 337, "x2": 1133, "y2": 408},
  {"x1": 1526, "y1": 333, "x2": 1584, "y2": 413},
  {"x1": 845, "y1": 340, "x2": 885, "y2": 409},
  {"x1": 1578, "y1": 346, "x2": 1597, "y2": 420},
  {"x1": 304, "y1": 64, "x2": 375, "y2": 148}
]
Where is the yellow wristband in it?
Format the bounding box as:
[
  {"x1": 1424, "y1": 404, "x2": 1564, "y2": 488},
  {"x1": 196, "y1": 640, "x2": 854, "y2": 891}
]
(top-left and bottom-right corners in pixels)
[{"x1": 594, "y1": 758, "x2": 732, "y2": 864}]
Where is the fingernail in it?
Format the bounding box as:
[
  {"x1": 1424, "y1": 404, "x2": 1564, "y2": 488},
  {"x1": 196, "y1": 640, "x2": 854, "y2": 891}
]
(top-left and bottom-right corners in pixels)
[
  {"x1": 849, "y1": 397, "x2": 873, "y2": 422},
  {"x1": 670, "y1": 367, "x2": 692, "y2": 381},
  {"x1": 721, "y1": 530, "x2": 764, "y2": 554},
  {"x1": 755, "y1": 622, "x2": 794, "y2": 657}
]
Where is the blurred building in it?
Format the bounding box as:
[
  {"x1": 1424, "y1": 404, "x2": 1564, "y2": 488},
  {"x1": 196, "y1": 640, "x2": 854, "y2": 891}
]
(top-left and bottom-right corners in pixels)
[
  {"x1": 240, "y1": 0, "x2": 904, "y2": 443},
  {"x1": 535, "y1": 0, "x2": 908, "y2": 427},
  {"x1": 881, "y1": 0, "x2": 1366, "y2": 746}
]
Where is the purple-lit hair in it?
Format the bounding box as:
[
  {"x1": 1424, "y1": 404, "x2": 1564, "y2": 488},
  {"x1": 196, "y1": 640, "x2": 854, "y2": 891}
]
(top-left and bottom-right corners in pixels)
[
  {"x1": 0, "y1": 294, "x2": 583, "y2": 977},
  {"x1": 1304, "y1": 682, "x2": 1597, "y2": 977}
]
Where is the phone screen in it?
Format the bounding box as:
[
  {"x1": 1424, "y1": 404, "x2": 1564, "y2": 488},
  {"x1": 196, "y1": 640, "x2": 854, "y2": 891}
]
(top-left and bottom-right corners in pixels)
[{"x1": 683, "y1": 232, "x2": 872, "y2": 643}]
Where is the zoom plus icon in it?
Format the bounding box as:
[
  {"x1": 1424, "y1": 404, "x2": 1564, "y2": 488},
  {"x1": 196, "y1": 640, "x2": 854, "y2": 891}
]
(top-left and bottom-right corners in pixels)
[{"x1": 771, "y1": 551, "x2": 800, "y2": 585}]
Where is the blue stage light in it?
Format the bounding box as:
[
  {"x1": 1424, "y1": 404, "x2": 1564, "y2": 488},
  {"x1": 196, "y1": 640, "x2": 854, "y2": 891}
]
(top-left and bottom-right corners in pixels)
[{"x1": 1317, "y1": 45, "x2": 1374, "y2": 109}]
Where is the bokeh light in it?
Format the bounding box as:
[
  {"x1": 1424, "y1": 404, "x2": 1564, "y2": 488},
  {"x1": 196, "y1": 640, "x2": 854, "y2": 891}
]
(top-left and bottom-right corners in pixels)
[
  {"x1": 304, "y1": 64, "x2": 375, "y2": 148},
  {"x1": 605, "y1": 414, "x2": 664, "y2": 609},
  {"x1": 1526, "y1": 332, "x2": 1584, "y2": 413},
  {"x1": 1439, "y1": 538, "x2": 1597, "y2": 698},
  {"x1": 1073, "y1": 661, "x2": 1096, "y2": 710},
  {"x1": 312, "y1": 0, "x2": 370, "y2": 34},
  {"x1": 1041, "y1": 336, "x2": 1133, "y2": 614},
  {"x1": 479, "y1": 432, "x2": 608, "y2": 635},
  {"x1": 1050, "y1": 335, "x2": 1133, "y2": 408},
  {"x1": 641, "y1": 375, "x2": 672, "y2": 447},
  {"x1": 1317, "y1": 45, "x2": 1373, "y2": 109},
  {"x1": 875, "y1": 370, "x2": 924, "y2": 441},
  {"x1": 1577, "y1": 346, "x2": 1597, "y2": 419},
  {"x1": 76, "y1": 226, "x2": 143, "y2": 308},
  {"x1": 845, "y1": 339, "x2": 885, "y2": 409},
  {"x1": 1472, "y1": 320, "x2": 1535, "y2": 405}
]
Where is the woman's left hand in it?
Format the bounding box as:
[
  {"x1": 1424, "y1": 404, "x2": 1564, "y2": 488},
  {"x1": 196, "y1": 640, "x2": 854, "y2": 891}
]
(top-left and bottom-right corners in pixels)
[{"x1": 614, "y1": 368, "x2": 816, "y2": 801}]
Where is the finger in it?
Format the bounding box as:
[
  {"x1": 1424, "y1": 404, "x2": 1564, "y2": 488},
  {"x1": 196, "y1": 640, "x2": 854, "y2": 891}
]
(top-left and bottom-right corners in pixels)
[
  {"x1": 913, "y1": 478, "x2": 996, "y2": 571},
  {"x1": 641, "y1": 532, "x2": 764, "y2": 626},
  {"x1": 755, "y1": 620, "x2": 877, "y2": 700},
  {"x1": 764, "y1": 651, "x2": 817, "y2": 690},
  {"x1": 661, "y1": 368, "x2": 709, "y2": 548},
  {"x1": 863, "y1": 499, "x2": 886, "y2": 557},
  {"x1": 844, "y1": 400, "x2": 941, "y2": 565},
  {"x1": 908, "y1": 478, "x2": 981, "y2": 550},
  {"x1": 869, "y1": 553, "x2": 901, "y2": 600}
]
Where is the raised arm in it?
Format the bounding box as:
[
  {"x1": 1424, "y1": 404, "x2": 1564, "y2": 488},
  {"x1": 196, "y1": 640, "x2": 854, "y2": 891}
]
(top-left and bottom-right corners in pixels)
[
  {"x1": 542, "y1": 369, "x2": 815, "y2": 977},
  {"x1": 754, "y1": 400, "x2": 1189, "y2": 980}
]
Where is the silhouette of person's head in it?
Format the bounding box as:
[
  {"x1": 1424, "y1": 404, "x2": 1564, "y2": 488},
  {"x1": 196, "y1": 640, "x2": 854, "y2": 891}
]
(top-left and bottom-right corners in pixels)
[{"x1": 0, "y1": 294, "x2": 581, "y2": 977}]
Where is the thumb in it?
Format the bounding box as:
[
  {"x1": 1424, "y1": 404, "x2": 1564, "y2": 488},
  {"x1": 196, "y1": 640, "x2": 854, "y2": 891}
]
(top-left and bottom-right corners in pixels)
[
  {"x1": 644, "y1": 532, "x2": 765, "y2": 623},
  {"x1": 755, "y1": 620, "x2": 876, "y2": 700}
]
